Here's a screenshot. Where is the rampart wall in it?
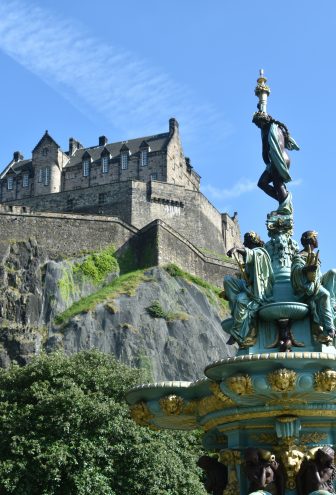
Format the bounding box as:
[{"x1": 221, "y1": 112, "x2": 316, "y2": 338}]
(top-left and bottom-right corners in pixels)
[
  {"x1": 0, "y1": 206, "x2": 137, "y2": 258},
  {"x1": 118, "y1": 220, "x2": 238, "y2": 287},
  {"x1": 4, "y1": 180, "x2": 238, "y2": 254},
  {"x1": 0, "y1": 206, "x2": 237, "y2": 285}
]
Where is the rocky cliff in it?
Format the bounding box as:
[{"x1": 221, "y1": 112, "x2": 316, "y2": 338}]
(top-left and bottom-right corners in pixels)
[{"x1": 0, "y1": 239, "x2": 234, "y2": 380}]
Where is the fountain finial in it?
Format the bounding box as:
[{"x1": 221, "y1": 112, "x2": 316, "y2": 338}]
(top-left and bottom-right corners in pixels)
[{"x1": 255, "y1": 68, "x2": 270, "y2": 114}]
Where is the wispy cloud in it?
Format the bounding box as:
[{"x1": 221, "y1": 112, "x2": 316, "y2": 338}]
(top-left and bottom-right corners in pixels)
[
  {"x1": 0, "y1": 0, "x2": 231, "y2": 140},
  {"x1": 202, "y1": 176, "x2": 303, "y2": 201},
  {"x1": 202, "y1": 178, "x2": 257, "y2": 200}
]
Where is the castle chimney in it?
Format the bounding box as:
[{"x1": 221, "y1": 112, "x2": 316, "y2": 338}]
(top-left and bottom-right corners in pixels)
[
  {"x1": 99, "y1": 136, "x2": 108, "y2": 146},
  {"x1": 13, "y1": 151, "x2": 23, "y2": 162},
  {"x1": 69, "y1": 138, "x2": 83, "y2": 156},
  {"x1": 185, "y1": 157, "x2": 192, "y2": 171},
  {"x1": 169, "y1": 118, "x2": 179, "y2": 135}
]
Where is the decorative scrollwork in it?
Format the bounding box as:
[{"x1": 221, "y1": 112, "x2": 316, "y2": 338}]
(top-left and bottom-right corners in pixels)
[{"x1": 209, "y1": 382, "x2": 235, "y2": 406}]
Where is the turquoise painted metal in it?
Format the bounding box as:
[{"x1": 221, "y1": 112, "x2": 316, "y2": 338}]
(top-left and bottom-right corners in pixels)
[{"x1": 126, "y1": 73, "x2": 336, "y2": 495}]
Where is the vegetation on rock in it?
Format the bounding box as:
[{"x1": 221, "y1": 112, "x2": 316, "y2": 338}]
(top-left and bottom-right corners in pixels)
[
  {"x1": 54, "y1": 270, "x2": 149, "y2": 325},
  {"x1": 73, "y1": 245, "x2": 119, "y2": 284},
  {"x1": 164, "y1": 264, "x2": 229, "y2": 316},
  {"x1": 0, "y1": 351, "x2": 206, "y2": 494},
  {"x1": 146, "y1": 300, "x2": 189, "y2": 321}
]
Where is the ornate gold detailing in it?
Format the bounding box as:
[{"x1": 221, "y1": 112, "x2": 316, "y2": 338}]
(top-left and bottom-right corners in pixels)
[
  {"x1": 159, "y1": 395, "x2": 184, "y2": 415},
  {"x1": 251, "y1": 433, "x2": 277, "y2": 444},
  {"x1": 268, "y1": 368, "x2": 297, "y2": 392},
  {"x1": 198, "y1": 395, "x2": 227, "y2": 417},
  {"x1": 226, "y1": 374, "x2": 253, "y2": 395},
  {"x1": 300, "y1": 432, "x2": 327, "y2": 443},
  {"x1": 182, "y1": 400, "x2": 198, "y2": 415},
  {"x1": 267, "y1": 396, "x2": 308, "y2": 406},
  {"x1": 279, "y1": 447, "x2": 305, "y2": 490},
  {"x1": 209, "y1": 382, "x2": 235, "y2": 406},
  {"x1": 220, "y1": 450, "x2": 241, "y2": 495},
  {"x1": 130, "y1": 401, "x2": 153, "y2": 426},
  {"x1": 219, "y1": 450, "x2": 241, "y2": 465},
  {"x1": 314, "y1": 369, "x2": 336, "y2": 391},
  {"x1": 203, "y1": 408, "x2": 336, "y2": 432}
]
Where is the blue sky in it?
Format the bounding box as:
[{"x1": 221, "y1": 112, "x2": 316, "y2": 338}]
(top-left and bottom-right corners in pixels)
[{"x1": 0, "y1": 0, "x2": 334, "y2": 267}]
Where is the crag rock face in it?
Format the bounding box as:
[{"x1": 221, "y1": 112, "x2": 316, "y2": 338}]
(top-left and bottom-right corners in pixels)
[
  {"x1": 0, "y1": 240, "x2": 233, "y2": 380},
  {"x1": 0, "y1": 239, "x2": 46, "y2": 366}
]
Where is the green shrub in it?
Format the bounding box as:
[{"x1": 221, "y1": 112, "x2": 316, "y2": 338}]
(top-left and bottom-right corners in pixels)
[
  {"x1": 73, "y1": 245, "x2": 119, "y2": 284},
  {"x1": 0, "y1": 351, "x2": 206, "y2": 494}
]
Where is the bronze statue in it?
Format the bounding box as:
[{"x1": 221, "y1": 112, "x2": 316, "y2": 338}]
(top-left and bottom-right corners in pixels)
[
  {"x1": 296, "y1": 446, "x2": 336, "y2": 495},
  {"x1": 197, "y1": 455, "x2": 228, "y2": 495},
  {"x1": 252, "y1": 111, "x2": 299, "y2": 209},
  {"x1": 244, "y1": 448, "x2": 285, "y2": 495},
  {"x1": 291, "y1": 231, "x2": 336, "y2": 342},
  {"x1": 223, "y1": 232, "x2": 273, "y2": 347}
]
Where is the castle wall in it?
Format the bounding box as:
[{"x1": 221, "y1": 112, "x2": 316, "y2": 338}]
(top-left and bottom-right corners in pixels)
[
  {"x1": 166, "y1": 119, "x2": 200, "y2": 191},
  {"x1": 222, "y1": 212, "x2": 242, "y2": 252},
  {"x1": 119, "y1": 220, "x2": 238, "y2": 288},
  {"x1": 4, "y1": 180, "x2": 229, "y2": 254},
  {"x1": 131, "y1": 180, "x2": 226, "y2": 253},
  {"x1": 0, "y1": 206, "x2": 137, "y2": 258},
  {"x1": 62, "y1": 150, "x2": 168, "y2": 191}
]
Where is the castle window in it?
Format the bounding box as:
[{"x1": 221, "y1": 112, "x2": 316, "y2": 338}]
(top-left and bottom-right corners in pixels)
[
  {"x1": 150, "y1": 173, "x2": 157, "y2": 181},
  {"x1": 140, "y1": 149, "x2": 148, "y2": 167},
  {"x1": 83, "y1": 159, "x2": 90, "y2": 177},
  {"x1": 98, "y1": 192, "x2": 107, "y2": 205},
  {"x1": 102, "y1": 156, "x2": 109, "y2": 173},
  {"x1": 42, "y1": 147, "x2": 48, "y2": 156},
  {"x1": 44, "y1": 167, "x2": 50, "y2": 186},
  {"x1": 38, "y1": 169, "x2": 43, "y2": 183},
  {"x1": 22, "y1": 174, "x2": 29, "y2": 188},
  {"x1": 7, "y1": 176, "x2": 13, "y2": 190},
  {"x1": 121, "y1": 153, "x2": 128, "y2": 170}
]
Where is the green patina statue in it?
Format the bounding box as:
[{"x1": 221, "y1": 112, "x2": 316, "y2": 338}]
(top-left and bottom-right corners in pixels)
[
  {"x1": 223, "y1": 231, "x2": 274, "y2": 347},
  {"x1": 252, "y1": 111, "x2": 299, "y2": 208},
  {"x1": 291, "y1": 230, "x2": 336, "y2": 342}
]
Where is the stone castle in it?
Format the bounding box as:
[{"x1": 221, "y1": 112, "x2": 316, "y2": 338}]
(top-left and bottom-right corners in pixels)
[{"x1": 0, "y1": 118, "x2": 240, "y2": 285}]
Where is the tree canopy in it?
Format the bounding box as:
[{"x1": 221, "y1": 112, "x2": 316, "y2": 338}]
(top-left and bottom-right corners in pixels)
[{"x1": 0, "y1": 351, "x2": 206, "y2": 494}]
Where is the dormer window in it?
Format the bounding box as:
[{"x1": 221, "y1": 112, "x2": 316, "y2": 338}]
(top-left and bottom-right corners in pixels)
[
  {"x1": 140, "y1": 149, "x2": 148, "y2": 167},
  {"x1": 83, "y1": 159, "x2": 90, "y2": 177},
  {"x1": 121, "y1": 153, "x2": 128, "y2": 170},
  {"x1": 102, "y1": 155, "x2": 109, "y2": 173},
  {"x1": 22, "y1": 174, "x2": 29, "y2": 188},
  {"x1": 7, "y1": 176, "x2": 13, "y2": 190}
]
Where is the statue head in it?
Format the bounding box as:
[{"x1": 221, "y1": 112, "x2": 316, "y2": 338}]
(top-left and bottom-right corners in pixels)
[
  {"x1": 315, "y1": 446, "x2": 335, "y2": 466},
  {"x1": 301, "y1": 230, "x2": 318, "y2": 249},
  {"x1": 244, "y1": 231, "x2": 264, "y2": 249},
  {"x1": 252, "y1": 111, "x2": 273, "y2": 129}
]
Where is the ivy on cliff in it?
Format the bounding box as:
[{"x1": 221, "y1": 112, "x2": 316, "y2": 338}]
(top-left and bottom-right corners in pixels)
[{"x1": 0, "y1": 351, "x2": 206, "y2": 495}]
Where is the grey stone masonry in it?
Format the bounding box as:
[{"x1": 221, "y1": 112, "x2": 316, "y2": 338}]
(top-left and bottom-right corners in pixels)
[{"x1": 0, "y1": 118, "x2": 242, "y2": 257}]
